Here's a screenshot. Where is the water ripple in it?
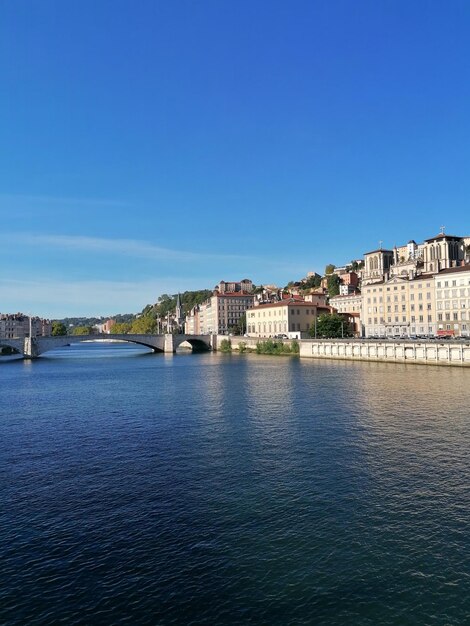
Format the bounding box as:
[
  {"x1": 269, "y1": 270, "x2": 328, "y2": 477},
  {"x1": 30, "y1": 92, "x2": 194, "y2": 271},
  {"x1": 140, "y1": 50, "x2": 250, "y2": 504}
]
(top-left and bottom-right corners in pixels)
[{"x1": 1, "y1": 347, "x2": 470, "y2": 624}]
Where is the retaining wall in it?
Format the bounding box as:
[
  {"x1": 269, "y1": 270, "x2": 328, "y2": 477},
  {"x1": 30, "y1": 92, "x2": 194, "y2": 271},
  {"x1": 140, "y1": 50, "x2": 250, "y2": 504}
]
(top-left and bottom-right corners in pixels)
[{"x1": 299, "y1": 339, "x2": 470, "y2": 367}]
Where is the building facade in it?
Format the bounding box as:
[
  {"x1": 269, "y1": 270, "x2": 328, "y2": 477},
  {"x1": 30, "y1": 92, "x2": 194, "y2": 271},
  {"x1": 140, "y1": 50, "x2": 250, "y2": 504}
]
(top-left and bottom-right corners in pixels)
[
  {"x1": 329, "y1": 293, "x2": 363, "y2": 336},
  {"x1": 434, "y1": 266, "x2": 470, "y2": 337},
  {"x1": 360, "y1": 232, "x2": 469, "y2": 338},
  {"x1": 0, "y1": 313, "x2": 52, "y2": 339},
  {"x1": 246, "y1": 300, "x2": 330, "y2": 338},
  {"x1": 362, "y1": 274, "x2": 436, "y2": 338},
  {"x1": 186, "y1": 291, "x2": 255, "y2": 335}
]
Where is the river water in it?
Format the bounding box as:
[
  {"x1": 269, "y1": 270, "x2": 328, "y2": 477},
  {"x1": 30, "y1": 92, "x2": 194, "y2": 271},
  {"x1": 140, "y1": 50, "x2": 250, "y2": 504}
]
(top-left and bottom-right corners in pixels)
[{"x1": 1, "y1": 343, "x2": 470, "y2": 625}]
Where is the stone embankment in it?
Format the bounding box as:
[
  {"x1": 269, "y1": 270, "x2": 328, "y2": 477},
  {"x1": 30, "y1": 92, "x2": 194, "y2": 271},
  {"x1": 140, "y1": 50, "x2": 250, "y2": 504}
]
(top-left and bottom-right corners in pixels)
[
  {"x1": 299, "y1": 338, "x2": 470, "y2": 367},
  {"x1": 220, "y1": 336, "x2": 470, "y2": 367}
]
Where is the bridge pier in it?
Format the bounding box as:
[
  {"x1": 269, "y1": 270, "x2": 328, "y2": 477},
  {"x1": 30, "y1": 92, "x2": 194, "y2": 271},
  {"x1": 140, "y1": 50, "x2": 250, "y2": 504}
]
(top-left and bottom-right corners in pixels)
[
  {"x1": 23, "y1": 337, "x2": 40, "y2": 359},
  {"x1": 164, "y1": 334, "x2": 175, "y2": 353}
]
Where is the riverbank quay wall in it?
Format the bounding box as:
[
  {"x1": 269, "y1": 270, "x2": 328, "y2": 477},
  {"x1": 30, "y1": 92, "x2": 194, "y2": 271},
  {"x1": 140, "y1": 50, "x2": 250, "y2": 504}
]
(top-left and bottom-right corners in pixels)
[{"x1": 299, "y1": 339, "x2": 470, "y2": 367}]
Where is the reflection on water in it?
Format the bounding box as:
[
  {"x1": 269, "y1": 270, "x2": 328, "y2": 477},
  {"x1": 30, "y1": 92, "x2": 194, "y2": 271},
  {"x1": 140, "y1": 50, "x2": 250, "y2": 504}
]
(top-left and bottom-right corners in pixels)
[{"x1": 1, "y1": 346, "x2": 470, "y2": 625}]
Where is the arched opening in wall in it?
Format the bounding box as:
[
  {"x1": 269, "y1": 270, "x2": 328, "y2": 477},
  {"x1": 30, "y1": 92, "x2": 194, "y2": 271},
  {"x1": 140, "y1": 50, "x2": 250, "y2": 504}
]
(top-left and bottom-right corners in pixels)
[
  {"x1": 176, "y1": 339, "x2": 211, "y2": 353},
  {"x1": 0, "y1": 343, "x2": 21, "y2": 357}
]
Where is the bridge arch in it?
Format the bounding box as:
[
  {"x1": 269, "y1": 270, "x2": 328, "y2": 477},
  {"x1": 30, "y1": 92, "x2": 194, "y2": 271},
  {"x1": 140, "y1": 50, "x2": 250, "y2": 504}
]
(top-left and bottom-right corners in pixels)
[
  {"x1": 1, "y1": 333, "x2": 214, "y2": 358},
  {"x1": 173, "y1": 336, "x2": 212, "y2": 352},
  {"x1": 34, "y1": 334, "x2": 167, "y2": 356}
]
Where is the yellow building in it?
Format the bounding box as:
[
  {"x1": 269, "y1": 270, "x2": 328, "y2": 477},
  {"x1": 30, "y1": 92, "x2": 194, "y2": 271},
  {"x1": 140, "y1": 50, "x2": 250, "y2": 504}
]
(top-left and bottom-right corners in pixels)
[
  {"x1": 362, "y1": 274, "x2": 436, "y2": 338},
  {"x1": 246, "y1": 300, "x2": 329, "y2": 338},
  {"x1": 435, "y1": 266, "x2": 470, "y2": 337}
]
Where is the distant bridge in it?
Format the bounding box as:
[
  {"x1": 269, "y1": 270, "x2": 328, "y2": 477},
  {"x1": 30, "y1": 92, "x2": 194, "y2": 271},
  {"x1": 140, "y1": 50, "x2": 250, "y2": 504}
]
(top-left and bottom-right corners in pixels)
[{"x1": 0, "y1": 333, "x2": 214, "y2": 359}]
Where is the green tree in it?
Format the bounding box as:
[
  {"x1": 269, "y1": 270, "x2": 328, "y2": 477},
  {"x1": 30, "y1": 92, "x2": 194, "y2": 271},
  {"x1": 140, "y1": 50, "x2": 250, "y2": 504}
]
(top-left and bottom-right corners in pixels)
[
  {"x1": 229, "y1": 313, "x2": 246, "y2": 336},
  {"x1": 310, "y1": 313, "x2": 351, "y2": 338},
  {"x1": 131, "y1": 316, "x2": 158, "y2": 334},
  {"x1": 303, "y1": 274, "x2": 322, "y2": 289},
  {"x1": 111, "y1": 322, "x2": 132, "y2": 334},
  {"x1": 51, "y1": 321, "x2": 67, "y2": 336},
  {"x1": 72, "y1": 325, "x2": 94, "y2": 335},
  {"x1": 325, "y1": 264, "x2": 336, "y2": 275},
  {"x1": 327, "y1": 274, "x2": 341, "y2": 297}
]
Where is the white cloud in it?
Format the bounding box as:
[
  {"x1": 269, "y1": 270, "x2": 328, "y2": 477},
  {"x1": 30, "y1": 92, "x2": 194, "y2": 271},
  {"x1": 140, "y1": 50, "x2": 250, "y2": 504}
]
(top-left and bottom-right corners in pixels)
[
  {"x1": 0, "y1": 277, "x2": 199, "y2": 318},
  {"x1": 0, "y1": 193, "x2": 128, "y2": 208},
  {"x1": 0, "y1": 232, "x2": 252, "y2": 263}
]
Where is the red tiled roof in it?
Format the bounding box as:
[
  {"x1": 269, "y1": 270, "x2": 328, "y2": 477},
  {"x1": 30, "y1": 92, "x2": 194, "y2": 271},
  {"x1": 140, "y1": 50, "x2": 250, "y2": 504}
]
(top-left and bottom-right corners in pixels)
[{"x1": 256, "y1": 301, "x2": 330, "y2": 310}]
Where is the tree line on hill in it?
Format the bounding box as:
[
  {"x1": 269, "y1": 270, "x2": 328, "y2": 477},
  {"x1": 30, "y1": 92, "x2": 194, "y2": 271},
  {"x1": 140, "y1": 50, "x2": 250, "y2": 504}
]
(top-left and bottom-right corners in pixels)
[{"x1": 52, "y1": 264, "x2": 362, "y2": 337}]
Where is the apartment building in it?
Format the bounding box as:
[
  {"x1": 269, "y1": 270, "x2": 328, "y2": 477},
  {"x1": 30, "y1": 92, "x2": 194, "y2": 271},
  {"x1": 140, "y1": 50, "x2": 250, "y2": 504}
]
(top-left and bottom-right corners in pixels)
[
  {"x1": 0, "y1": 313, "x2": 52, "y2": 339},
  {"x1": 246, "y1": 300, "x2": 330, "y2": 338},
  {"x1": 329, "y1": 292, "x2": 363, "y2": 336},
  {"x1": 360, "y1": 231, "x2": 468, "y2": 337},
  {"x1": 434, "y1": 266, "x2": 470, "y2": 337},
  {"x1": 186, "y1": 291, "x2": 255, "y2": 335},
  {"x1": 362, "y1": 275, "x2": 435, "y2": 337}
]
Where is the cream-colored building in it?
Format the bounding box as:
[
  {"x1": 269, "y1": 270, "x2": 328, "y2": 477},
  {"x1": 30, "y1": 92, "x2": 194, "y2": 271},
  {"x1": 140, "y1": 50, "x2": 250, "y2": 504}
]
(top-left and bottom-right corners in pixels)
[
  {"x1": 362, "y1": 274, "x2": 436, "y2": 338},
  {"x1": 186, "y1": 291, "x2": 255, "y2": 335},
  {"x1": 361, "y1": 231, "x2": 468, "y2": 337},
  {"x1": 434, "y1": 266, "x2": 470, "y2": 337},
  {"x1": 329, "y1": 293, "x2": 363, "y2": 336},
  {"x1": 246, "y1": 300, "x2": 329, "y2": 338},
  {"x1": 329, "y1": 293, "x2": 362, "y2": 315}
]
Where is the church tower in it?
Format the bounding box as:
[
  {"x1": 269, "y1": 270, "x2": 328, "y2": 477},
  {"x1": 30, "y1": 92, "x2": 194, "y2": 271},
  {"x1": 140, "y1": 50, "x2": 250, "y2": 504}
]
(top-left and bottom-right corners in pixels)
[
  {"x1": 175, "y1": 293, "x2": 185, "y2": 333},
  {"x1": 362, "y1": 247, "x2": 395, "y2": 285},
  {"x1": 422, "y1": 231, "x2": 464, "y2": 274}
]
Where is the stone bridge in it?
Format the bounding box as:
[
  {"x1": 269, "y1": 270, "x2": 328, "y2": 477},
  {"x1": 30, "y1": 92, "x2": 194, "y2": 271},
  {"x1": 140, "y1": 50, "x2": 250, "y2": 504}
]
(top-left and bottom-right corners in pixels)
[{"x1": 0, "y1": 334, "x2": 214, "y2": 359}]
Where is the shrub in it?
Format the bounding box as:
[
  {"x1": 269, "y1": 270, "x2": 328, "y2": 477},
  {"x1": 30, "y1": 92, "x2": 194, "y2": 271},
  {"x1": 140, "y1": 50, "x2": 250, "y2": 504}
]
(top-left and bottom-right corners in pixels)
[
  {"x1": 255, "y1": 339, "x2": 298, "y2": 356},
  {"x1": 219, "y1": 338, "x2": 232, "y2": 353}
]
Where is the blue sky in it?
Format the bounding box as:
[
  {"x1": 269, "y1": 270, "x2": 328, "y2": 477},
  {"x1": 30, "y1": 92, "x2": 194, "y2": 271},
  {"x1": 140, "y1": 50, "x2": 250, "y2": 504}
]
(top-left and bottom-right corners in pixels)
[{"x1": 1, "y1": 0, "x2": 469, "y2": 318}]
